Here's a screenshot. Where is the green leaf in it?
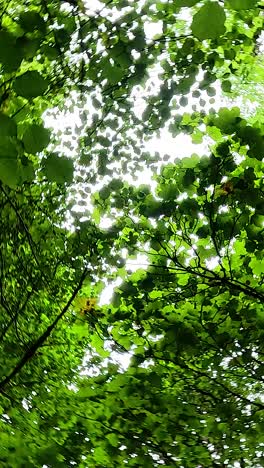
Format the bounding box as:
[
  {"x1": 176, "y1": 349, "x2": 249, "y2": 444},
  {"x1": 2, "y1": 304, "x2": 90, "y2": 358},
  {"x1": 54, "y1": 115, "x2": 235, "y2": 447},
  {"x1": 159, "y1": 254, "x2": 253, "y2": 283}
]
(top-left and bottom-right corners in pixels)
[
  {"x1": 249, "y1": 258, "x2": 264, "y2": 276},
  {"x1": 158, "y1": 184, "x2": 179, "y2": 200},
  {"x1": 182, "y1": 168, "x2": 196, "y2": 187},
  {"x1": 92, "y1": 207, "x2": 101, "y2": 224},
  {"x1": 19, "y1": 11, "x2": 46, "y2": 32},
  {"x1": 97, "y1": 136, "x2": 111, "y2": 147},
  {"x1": 102, "y1": 64, "x2": 124, "y2": 84},
  {"x1": 191, "y1": 3, "x2": 226, "y2": 40},
  {"x1": 174, "y1": 0, "x2": 200, "y2": 5},
  {"x1": 22, "y1": 124, "x2": 50, "y2": 154},
  {"x1": 0, "y1": 158, "x2": 32, "y2": 188},
  {"x1": 41, "y1": 44, "x2": 59, "y2": 60},
  {"x1": 181, "y1": 154, "x2": 200, "y2": 168},
  {"x1": 0, "y1": 31, "x2": 23, "y2": 72},
  {"x1": 0, "y1": 114, "x2": 17, "y2": 137},
  {"x1": 0, "y1": 138, "x2": 18, "y2": 159},
  {"x1": 251, "y1": 214, "x2": 264, "y2": 228},
  {"x1": 20, "y1": 162, "x2": 35, "y2": 182},
  {"x1": 225, "y1": 0, "x2": 257, "y2": 9},
  {"x1": 221, "y1": 80, "x2": 232, "y2": 93},
  {"x1": 17, "y1": 37, "x2": 41, "y2": 60},
  {"x1": 0, "y1": 159, "x2": 19, "y2": 188},
  {"x1": 179, "y1": 96, "x2": 188, "y2": 106},
  {"x1": 196, "y1": 225, "x2": 210, "y2": 238},
  {"x1": 131, "y1": 35, "x2": 145, "y2": 51},
  {"x1": 149, "y1": 290, "x2": 163, "y2": 299},
  {"x1": 93, "y1": 446, "x2": 108, "y2": 463},
  {"x1": 109, "y1": 179, "x2": 123, "y2": 191},
  {"x1": 206, "y1": 126, "x2": 222, "y2": 142},
  {"x1": 213, "y1": 107, "x2": 240, "y2": 134},
  {"x1": 90, "y1": 334, "x2": 109, "y2": 357},
  {"x1": 191, "y1": 129, "x2": 203, "y2": 144},
  {"x1": 99, "y1": 186, "x2": 111, "y2": 200},
  {"x1": 179, "y1": 198, "x2": 199, "y2": 216},
  {"x1": 43, "y1": 154, "x2": 74, "y2": 184},
  {"x1": 13, "y1": 71, "x2": 48, "y2": 99},
  {"x1": 106, "y1": 433, "x2": 119, "y2": 447}
]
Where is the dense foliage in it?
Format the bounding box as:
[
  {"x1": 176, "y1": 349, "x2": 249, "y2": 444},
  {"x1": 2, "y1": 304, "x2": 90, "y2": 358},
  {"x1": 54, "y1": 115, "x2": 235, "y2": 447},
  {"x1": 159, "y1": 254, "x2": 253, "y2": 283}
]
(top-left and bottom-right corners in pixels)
[{"x1": 0, "y1": 0, "x2": 264, "y2": 466}]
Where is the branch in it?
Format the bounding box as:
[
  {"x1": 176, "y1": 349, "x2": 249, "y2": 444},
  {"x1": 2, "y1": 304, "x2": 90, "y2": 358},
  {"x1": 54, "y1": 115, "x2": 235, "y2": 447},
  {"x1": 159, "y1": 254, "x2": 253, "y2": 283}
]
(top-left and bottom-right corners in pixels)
[
  {"x1": 0, "y1": 184, "x2": 50, "y2": 287},
  {"x1": 0, "y1": 268, "x2": 88, "y2": 391}
]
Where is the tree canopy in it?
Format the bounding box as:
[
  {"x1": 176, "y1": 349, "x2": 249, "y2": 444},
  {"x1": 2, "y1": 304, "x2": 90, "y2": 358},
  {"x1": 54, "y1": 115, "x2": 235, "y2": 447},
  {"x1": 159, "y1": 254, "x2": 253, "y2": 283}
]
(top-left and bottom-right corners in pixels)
[{"x1": 0, "y1": 0, "x2": 264, "y2": 466}]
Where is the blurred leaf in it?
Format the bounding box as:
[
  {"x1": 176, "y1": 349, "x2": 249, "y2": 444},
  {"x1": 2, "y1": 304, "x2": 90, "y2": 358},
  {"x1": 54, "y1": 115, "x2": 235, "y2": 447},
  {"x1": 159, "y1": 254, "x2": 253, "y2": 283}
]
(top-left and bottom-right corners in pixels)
[
  {"x1": 0, "y1": 159, "x2": 19, "y2": 187},
  {"x1": 19, "y1": 11, "x2": 46, "y2": 32},
  {"x1": 43, "y1": 154, "x2": 74, "y2": 184},
  {"x1": 225, "y1": 0, "x2": 257, "y2": 9},
  {"x1": 191, "y1": 3, "x2": 226, "y2": 40},
  {"x1": 13, "y1": 71, "x2": 48, "y2": 99},
  {"x1": 0, "y1": 138, "x2": 18, "y2": 159},
  {"x1": 22, "y1": 124, "x2": 50, "y2": 154},
  {"x1": 0, "y1": 113, "x2": 17, "y2": 137},
  {"x1": 0, "y1": 31, "x2": 23, "y2": 71}
]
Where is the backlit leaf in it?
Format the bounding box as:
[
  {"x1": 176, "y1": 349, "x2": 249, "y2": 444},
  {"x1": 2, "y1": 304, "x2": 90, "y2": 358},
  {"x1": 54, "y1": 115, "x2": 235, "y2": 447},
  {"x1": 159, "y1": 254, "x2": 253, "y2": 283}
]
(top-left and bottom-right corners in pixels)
[
  {"x1": 43, "y1": 154, "x2": 74, "y2": 184},
  {"x1": 13, "y1": 71, "x2": 48, "y2": 99},
  {"x1": 22, "y1": 124, "x2": 50, "y2": 154},
  {"x1": 191, "y1": 3, "x2": 226, "y2": 40}
]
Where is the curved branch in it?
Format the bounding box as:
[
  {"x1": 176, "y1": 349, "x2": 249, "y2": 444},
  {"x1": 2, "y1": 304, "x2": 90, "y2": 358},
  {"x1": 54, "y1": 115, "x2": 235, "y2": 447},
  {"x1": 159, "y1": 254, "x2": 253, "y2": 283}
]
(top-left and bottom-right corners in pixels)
[{"x1": 0, "y1": 268, "x2": 88, "y2": 391}]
